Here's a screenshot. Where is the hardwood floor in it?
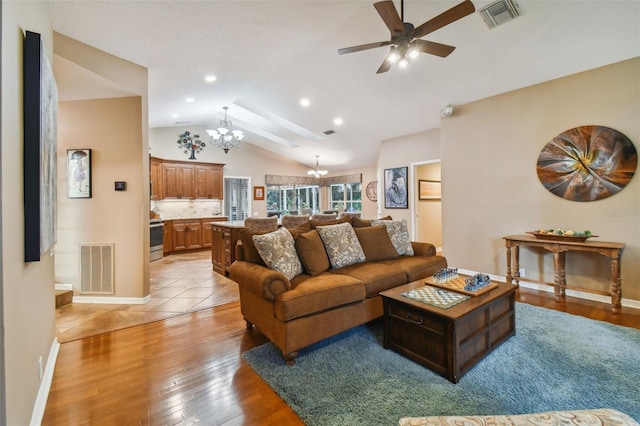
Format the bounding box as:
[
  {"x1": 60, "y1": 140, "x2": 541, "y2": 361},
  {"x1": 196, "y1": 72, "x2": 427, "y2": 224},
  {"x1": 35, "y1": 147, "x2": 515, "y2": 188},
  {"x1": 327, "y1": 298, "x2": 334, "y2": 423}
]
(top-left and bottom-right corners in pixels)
[{"x1": 43, "y1": 282, "x2": 640, "y2": 425}]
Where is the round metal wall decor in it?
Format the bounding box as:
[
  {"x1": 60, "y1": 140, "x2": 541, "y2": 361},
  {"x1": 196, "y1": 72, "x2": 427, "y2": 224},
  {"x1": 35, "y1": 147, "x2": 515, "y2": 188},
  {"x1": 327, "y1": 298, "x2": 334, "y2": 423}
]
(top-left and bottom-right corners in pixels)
[{"x1": 536, "y1": 125, "x2": 637, "y2": 202}]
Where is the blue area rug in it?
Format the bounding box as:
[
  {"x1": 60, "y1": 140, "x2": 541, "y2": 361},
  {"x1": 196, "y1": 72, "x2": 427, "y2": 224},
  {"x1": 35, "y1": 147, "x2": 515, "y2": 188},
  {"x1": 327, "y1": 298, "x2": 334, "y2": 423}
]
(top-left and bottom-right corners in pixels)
[{"x1": 243, "y1": 303, "x2": 640, "y2": 425}]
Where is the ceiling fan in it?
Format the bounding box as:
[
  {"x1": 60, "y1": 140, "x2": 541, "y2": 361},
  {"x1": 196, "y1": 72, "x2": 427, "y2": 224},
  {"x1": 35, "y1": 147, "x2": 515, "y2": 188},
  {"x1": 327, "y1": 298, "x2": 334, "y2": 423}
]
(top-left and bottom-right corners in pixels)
[{"x1": 338, "y1": 0, "x2": 476, "y2": 73}]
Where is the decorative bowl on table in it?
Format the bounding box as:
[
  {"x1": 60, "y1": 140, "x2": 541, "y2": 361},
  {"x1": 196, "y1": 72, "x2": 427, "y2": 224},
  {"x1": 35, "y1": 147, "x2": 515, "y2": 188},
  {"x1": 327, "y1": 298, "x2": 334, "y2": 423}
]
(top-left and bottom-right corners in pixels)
[{"x1": 526, "y1": 230, "x2": 597, "y2": 242}]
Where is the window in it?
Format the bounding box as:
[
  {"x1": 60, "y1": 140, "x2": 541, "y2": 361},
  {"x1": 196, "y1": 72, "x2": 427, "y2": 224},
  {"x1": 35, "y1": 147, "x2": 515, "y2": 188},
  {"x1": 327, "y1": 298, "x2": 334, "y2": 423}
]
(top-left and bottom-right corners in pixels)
[
  {"x1": 329, "y1": 182, "x2": 362, "y2": 212},
  {"x1": 266, "y1": 185, "x2": 320, "y2": 216},
  {"x1": 224, "y1": 177, "x2": 250, "y2": 221}
]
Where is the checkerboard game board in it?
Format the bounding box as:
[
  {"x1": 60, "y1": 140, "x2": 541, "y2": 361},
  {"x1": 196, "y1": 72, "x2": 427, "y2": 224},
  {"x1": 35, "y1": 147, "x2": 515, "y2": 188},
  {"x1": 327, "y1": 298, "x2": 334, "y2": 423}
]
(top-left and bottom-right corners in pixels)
[{"x1": 402, "y1": 285, "x2": 470, "y2": 309}]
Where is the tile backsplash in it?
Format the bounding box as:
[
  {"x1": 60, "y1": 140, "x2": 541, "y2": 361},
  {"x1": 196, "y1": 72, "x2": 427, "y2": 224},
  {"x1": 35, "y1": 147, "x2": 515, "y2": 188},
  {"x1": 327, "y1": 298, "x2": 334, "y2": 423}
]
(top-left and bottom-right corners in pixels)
[{"x1": 151, "y1": 200, "x2": 223, "y2": 220}]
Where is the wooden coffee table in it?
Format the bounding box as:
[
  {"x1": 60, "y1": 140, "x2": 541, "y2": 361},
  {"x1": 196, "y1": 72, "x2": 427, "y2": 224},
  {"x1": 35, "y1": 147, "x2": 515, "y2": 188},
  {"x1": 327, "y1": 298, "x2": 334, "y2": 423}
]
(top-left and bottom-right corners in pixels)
[{"x1": 380, "y1": 277, "x2": 516, "y2": 383}]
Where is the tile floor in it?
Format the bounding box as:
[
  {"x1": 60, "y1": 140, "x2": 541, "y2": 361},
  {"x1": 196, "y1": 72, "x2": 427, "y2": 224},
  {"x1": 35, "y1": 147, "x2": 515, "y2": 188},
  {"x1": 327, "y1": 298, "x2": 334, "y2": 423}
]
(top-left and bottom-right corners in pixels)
[{"x1": 55, "y1": 250, "x2": 239, "y2": 343}]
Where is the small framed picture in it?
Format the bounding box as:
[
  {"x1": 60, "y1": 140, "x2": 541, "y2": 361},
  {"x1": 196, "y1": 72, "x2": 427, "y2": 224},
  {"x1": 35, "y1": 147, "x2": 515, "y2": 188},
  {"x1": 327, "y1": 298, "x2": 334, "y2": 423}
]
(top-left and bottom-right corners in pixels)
[
  {"x1": 384, "y1": 167, "x2": 408, "y2": 209},
  {"x1": 67, "y1": 149, "x2": 92, "y2": 198},
  {"x1": 419, "y1": 180, "x2": 441, "y2": 200},
  {"x1": 253, "y1": 185, "x2": 265, "y2": 200}
]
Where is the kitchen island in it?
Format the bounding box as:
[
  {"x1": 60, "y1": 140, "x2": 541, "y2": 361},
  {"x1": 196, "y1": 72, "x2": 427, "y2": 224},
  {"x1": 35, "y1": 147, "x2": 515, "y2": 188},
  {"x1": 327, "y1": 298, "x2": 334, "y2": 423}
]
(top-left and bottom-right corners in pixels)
[{"x1": 210, "y1": 221, "x2": 246, "y2": 275}]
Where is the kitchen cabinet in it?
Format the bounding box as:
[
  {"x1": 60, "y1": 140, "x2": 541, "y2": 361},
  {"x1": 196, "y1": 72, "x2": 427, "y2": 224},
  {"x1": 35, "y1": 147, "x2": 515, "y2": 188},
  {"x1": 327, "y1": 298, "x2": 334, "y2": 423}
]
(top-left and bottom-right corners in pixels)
[
  {"x1": 150, "y1": 157, "x2": 163, "y2": 200},
  {"x1": 172, "y1": 219, "x2": 202, "y2": 251},
  {"x1": 195, "y1": 164, "x2": 224, "y2": 199},
  {"x1": 210, "y1": 222, "x2": 244, "y2": 276},
  {"x1": 163, "y1": 217, "x2": 227, "y2": 255},
  {"x1": 163, "y1": 162, "x2": 195, "y2": 200},
  {"x1": 163, "y1": 220, "x2": 173, "y2": 255},
  {"x1": 160, "y1": 159, "x2": 224, "y2": 200}
]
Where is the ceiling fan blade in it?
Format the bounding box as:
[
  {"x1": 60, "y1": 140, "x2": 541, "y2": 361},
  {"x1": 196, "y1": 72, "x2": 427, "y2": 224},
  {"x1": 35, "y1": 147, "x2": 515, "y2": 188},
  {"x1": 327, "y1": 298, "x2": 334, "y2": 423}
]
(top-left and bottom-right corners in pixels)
[
  {"x1": 374, "y1": 0, "x2": 404, "y2": 35},
  {"x1": 411, "y1": 0, "x2": 476, "y2": 39},
  {"x1": 411, "y1": 39, "x2": 456, "y2": 57},
  {"x1": 376, "y1": 57, "x2": 393, "y2": 74},
  {"x1": 338, "y1": 41, "x2": 391, "y2": 55}
]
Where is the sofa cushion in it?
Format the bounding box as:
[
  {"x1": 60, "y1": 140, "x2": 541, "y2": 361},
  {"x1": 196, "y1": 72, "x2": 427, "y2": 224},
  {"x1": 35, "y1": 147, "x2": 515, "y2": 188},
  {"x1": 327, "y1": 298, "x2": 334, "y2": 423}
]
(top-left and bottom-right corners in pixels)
[
  {"x1": 295, "y1": 230, "x2": 330, "y2": 276},
  {"x1": 355, "y1": 226, "x2": 399, "y2": 262},
  {"x1": 276, "y1": 273, "x2": 366, "y2": 321},
  {"x1": 252, "y1": 227, "x2": 303, "y2": 280},
  {"x1": 310, "y1": 216, "x2": 351, "y2": 229},
  {"x1": 316, "y1": 222, "x2": 366, "y2": 269},
  {"x1": 333, "y1": 262, "x2": 407, "y2": 297},
  {"x1": 371, "y1": 219, "x2": 414, "y2": 256},
  {"x1": 240, "y1": 228, "x2": 273, "y2": 266},
  {"x1": 351, "y1": 215, "x2": 392, "y2": 228},
  {"x1": 379, "y1": 255, "x2": 448, "y2": 282}
]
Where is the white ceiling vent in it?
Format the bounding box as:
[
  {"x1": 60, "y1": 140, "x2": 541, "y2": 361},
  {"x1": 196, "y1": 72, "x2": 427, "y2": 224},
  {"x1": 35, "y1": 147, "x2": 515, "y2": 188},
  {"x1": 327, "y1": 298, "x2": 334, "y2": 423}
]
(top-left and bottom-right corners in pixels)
[{"x1": 478, "y1": 0, "x2": 522, "y2": 29}]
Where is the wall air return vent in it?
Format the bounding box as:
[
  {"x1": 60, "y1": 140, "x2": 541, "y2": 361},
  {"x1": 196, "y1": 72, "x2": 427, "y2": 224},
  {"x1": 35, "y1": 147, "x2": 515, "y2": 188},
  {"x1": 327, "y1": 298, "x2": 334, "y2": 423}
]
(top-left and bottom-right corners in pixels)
[
  {"x1": 80, "y1": 243, "x2": 115, "y2": 294},
  {"x1": 478, "y1": 0, "x2": 521, "y2": 29}
]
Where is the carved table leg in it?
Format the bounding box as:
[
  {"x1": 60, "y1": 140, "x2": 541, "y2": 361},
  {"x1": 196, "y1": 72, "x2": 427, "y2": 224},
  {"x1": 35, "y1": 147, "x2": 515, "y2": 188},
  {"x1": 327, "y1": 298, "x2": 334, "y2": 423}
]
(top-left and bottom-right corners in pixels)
[
  {"x1": 553, "y1": 251, "x2": 566, "y2": 301},
  {"x1": 505, "y1": 244, "x2": 513, "y2": 284},
  {"x1": 513, "y1": 245, "x2": 520, "y2": 285},
  {"x1": 284, "y1": 351, "x2": 298, "y2": 366},
  {"x1": 611, "y1": 251, "x2": 622, "y2": 314}
]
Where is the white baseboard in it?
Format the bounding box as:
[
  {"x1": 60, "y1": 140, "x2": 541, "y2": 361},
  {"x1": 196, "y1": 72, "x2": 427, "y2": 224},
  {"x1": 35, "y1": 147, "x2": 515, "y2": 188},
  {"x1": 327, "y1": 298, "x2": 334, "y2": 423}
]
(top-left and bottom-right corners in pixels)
[
  {"x1": 458, "y1": 268, "x2": 640, "y2": 310},
  {"x1": 30, "y1": 338, "x2": 60, "y2": 426},
  {"x1": 73, "y1": 294, "x2": 152, "y2": 305},
  {"x1": 54, "y1": 283, "x2": 73, "y2": 291}
]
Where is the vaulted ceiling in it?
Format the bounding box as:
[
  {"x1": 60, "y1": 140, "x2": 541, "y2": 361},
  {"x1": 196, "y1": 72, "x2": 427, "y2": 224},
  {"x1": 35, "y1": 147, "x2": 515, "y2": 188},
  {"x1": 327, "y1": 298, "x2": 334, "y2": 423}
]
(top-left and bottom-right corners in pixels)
[{"x1": 48, "y1": 1, "x2": 640, "y2": 172}]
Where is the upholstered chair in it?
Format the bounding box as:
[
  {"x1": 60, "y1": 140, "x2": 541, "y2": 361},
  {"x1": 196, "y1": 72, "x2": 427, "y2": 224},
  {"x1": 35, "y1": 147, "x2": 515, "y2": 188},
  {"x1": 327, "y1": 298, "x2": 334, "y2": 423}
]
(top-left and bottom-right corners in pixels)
[
  {"x1": 243, "y1": 216, "x2": 278, "y2": 231},
  {"x1": 339, "y1": 212, "x2": 361, "y2": 219},
  {"x1": 300, "y1": 208, "x2": 312, "y2": 216},
  {"x1": 311, "y1": 213, "x2": 338, "y2": 222},
  {"x1": 322, "y1": 209, "x2": 339, "y2": 215},
  {"x1": 281, "y1": 214, "x2": 310, "y2": 228}
]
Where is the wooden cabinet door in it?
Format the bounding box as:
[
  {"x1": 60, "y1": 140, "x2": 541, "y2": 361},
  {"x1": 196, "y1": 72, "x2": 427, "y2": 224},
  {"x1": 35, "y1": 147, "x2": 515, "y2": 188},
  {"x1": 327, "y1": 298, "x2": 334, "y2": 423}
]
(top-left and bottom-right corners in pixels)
[
  {"x1": 172, "y1": 220, "x2": 189, "y2": 251},
  {"x1": 150, "y1": 157, "x2": 163, "y2": 200},
  {"x1": 194, "y1": 164, "x2": 224, "y2": 199},
  {"x1": 163, "y1": 163, "x2": 194, "y2": 199},
  {"x1": 163, "y1": 220, "x2": 173, "y2": 255},
  {"x1": 211, "y1": 224, "x2": 225, "y2": 274},
  {"x1": 202, "y1": 220, "x2": 213, "y2": 248},
  {"x1": 172, "y1": 220, "x2": 202, "y2": 250}
]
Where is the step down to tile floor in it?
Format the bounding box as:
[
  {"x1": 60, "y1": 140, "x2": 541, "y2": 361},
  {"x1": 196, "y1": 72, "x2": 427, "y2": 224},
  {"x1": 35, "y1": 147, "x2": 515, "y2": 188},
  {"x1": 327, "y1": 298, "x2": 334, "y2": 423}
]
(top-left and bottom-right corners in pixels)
[{"x1": 55, "y1": 290, "x2": 73, "y2": 308}]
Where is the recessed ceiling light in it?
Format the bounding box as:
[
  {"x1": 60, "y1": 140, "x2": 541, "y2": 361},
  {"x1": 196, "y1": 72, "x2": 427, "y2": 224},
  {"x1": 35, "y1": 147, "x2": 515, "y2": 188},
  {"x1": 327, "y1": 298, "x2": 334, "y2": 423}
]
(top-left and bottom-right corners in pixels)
[
  {"x1": 185, "y1": 97, "x2": 195, "y2": 103},
  {"x1": 172, "y1": 113, "x2": 180, "y2": 118},
  {"x1": 204, "y1": 75, "x2": 217, "y2": 83},
  {"x1": 300, "y1": 98, "x2": 310, "y2": 107},
  {"x1": 333, "y1": 117, "x2": 343, "y2": 126}
]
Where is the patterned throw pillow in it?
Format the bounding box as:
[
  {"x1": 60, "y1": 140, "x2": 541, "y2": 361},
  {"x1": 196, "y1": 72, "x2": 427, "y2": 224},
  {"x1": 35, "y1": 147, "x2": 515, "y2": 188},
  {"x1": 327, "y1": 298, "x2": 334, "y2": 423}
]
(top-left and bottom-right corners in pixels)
[
  {"x1": 252, "y1": 227, "x2": 303, "y2": 280},
  {"x1": 316, "y1": 222, "x2": 366, "y2": 269},
  {"x1": 371, "y1": 219, "x2": 414, "y2": 256}
]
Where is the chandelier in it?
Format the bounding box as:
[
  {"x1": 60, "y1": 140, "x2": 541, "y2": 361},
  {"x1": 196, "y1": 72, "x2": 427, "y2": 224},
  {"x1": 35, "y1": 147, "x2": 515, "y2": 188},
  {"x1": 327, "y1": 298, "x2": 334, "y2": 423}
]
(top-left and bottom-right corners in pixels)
[
  {"x1": 307, "y1": 155, "x2": 328, "y2": 178},
  {"x1": 177, "y1": 131, "x2": 205, "y2": 160},
  {"x1": 206, "y1": 106, "x2": 244, "y2": 154}
]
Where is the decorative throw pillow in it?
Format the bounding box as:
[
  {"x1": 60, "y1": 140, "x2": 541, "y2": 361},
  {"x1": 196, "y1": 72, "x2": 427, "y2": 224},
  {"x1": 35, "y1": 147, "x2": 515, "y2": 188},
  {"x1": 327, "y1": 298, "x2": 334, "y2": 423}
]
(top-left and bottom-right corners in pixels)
[
  {"x1": 371, "y1": 219, "x2": 414, "y2": 256},
  {"x1": 295, "y1": 230, "x2": 330, "y2": 276},
  {"x1": 354, "y1": 226, "x2": 399, "y2": 261},
  {"x1": 252, "y1": 227, "x2": 303, "y2": 280},
  {"x1": 316, "y1": 222, "x2": 366, "y2": 269}
]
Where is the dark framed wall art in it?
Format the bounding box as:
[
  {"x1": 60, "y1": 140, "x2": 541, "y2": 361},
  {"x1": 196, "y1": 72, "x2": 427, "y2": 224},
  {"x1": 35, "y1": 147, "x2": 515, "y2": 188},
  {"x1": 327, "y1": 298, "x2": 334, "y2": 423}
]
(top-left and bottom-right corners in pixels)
[
  {"x1": 67, "y1": 149, "x2": 92, "y2": 198},
  {"x1": 384, "y1": 166, "x2": 408, "y2": 209},
  {"x1": 24, "y1": 30, "x2": 58, "y2": 262},
  {"x1": 418, "y1": 180, "x2": 441, "y2": 200},
  {"x1": 253, "y1": 185, "x2": 265, "y2": 200}
]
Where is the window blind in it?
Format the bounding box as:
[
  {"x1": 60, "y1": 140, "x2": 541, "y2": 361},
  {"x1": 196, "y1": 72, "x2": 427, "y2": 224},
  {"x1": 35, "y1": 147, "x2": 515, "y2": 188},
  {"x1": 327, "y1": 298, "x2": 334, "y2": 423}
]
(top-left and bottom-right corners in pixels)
[{"x1": 224, "y1": 177, "x2": 250, "y2": 221}]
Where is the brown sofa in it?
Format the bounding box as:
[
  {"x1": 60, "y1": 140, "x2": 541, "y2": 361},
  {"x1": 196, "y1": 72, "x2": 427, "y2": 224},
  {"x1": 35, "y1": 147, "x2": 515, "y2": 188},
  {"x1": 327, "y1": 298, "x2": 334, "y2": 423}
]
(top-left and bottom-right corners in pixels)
[{"x1": 229, "y1": 216, "x2": 447, "y2": 365}]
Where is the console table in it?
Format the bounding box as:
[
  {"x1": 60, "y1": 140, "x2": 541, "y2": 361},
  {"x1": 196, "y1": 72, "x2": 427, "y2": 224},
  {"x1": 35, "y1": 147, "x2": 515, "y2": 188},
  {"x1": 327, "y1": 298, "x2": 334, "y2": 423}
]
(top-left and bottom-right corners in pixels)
[{"x1": 503, "y1": 235, "x2": 625, "y2": 313}]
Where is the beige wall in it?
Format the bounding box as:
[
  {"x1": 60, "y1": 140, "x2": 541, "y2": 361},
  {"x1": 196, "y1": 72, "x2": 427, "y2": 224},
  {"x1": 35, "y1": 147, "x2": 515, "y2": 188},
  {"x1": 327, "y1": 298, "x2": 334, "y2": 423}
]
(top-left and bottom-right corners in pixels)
[
  {"x1": 1, "y1": 2, "x2": 57, "y2": 423},
  {"x1": 378, "y1": 128, "x2": 442, "y2": 229},
  {"x1": 53, "y1": 33, "x2": 150, "y2": 299},
  {"x1": 441, "y1": 58, "x2": 640, "y2": 302},
  {"x1": 57, "y1": 97, "x2": 149, "y2": 298}
]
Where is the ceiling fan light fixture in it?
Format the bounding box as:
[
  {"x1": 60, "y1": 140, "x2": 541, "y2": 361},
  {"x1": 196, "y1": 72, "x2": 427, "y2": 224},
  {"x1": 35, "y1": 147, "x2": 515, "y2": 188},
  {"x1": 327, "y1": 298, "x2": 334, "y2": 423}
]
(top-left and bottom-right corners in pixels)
[
  {"x1": 408, "y1": 47, "x2": 420, "y2": 60},
  {"x1": 398, "y1": 58, "x2": 409, "y2": 68}
]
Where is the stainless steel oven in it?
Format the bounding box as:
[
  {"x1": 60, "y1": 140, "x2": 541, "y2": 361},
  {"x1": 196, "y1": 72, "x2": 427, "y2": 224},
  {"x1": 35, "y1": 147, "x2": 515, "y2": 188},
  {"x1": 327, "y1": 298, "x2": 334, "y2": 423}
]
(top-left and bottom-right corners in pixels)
[{"x1": 150, "y1": 220, "x2": 164, "y2": 261}]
